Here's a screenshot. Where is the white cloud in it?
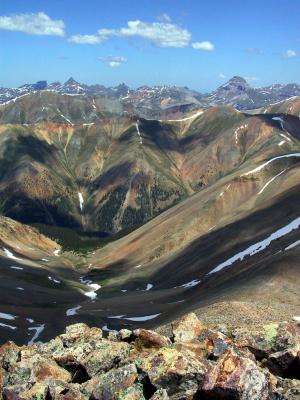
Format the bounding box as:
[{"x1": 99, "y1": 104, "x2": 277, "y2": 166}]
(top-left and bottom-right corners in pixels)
[
  {"x1": 69, "y1": 34, "x2": 102, "y2": 44},
  {"x1": 0, "y1": 12, "x2": 65, "y2": 36},
  {"x1": 97, "y1": 20, "x2": 192, "y2": 48},
  {"x1": 284, "y1": 49, "x2": 297, "y2": 58},
  {"x1": 192, "y1": 41, "x2": 215, "y2": 51},
  {"x1": 157, "y1": 14, "x2": 172, "y2": 23},
  {"x1": 100, "y1": 56, "x2": 127, "y2": 68},
  {"x1": 244, "y1": 76, "x2": 260, "y2": 83},
  {"x1": 218, "y1": 73, "x2": 226, "y2": 79}
]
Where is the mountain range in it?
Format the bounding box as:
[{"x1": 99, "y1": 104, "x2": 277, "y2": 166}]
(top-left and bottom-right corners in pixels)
[
  {"x1": 0, "y1": 88, "x2": 299, "y2": 347},
  {"x1": 1, "y1": 76, "x2": 300, "y2": 119}
]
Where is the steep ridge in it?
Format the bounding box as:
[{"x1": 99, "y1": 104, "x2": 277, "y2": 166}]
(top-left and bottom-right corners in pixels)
[
  {"x1": 0, "y1": 95, "x2": 299, "y2": 344},
  {"x1": 0, "y1": 93, "x2": 299, "y2": 235},
  {"x1": 2, "y1": 76, "x2": 300, "y2": 116}
]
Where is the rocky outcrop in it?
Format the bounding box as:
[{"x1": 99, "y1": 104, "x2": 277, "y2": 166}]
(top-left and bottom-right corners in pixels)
[{"x1": 0, "y1": 313, "x2": 300, "y2": 399}]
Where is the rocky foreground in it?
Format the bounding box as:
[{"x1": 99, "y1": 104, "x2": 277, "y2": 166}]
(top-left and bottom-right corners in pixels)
[{"x1": 0, "y1": 313, "x2": 300, "y2": 399}]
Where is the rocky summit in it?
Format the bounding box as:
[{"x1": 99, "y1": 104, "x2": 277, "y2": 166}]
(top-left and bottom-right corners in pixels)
[{"x1": 1, "y1": 313, "x2": 300, "y2": 399}]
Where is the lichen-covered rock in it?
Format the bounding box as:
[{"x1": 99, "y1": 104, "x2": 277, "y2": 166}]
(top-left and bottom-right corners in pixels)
[
  {"x1": 272, "y1": 377, "x2": 300, "y2": 400},
  {"x1": 81, "y1": 339, "x2": 130, "y2": 377},
  {"x1": 82, "y1": 363, "x2": 138, "y2": 399},
  {"x1": 47, "y1": 380, "x2": 87, "y2": 400},
  {"x1": 133, "y1": 329, "x2": 171, "y2": 349},
  {"x1": 199, "y1": 348, "x2": 270, "y2": 400},
  {"x1": 31, "y1": 357, "x2": 72, "y2": 383},
  {"x1": 0, "y1": 342, "x2": 20, "y2": 368},
  {"x1": 172, "y1": 313, "x2": 205, "y2": 343},
  {"x1": 203, "y1": 331, "x2": 233, "y2": 360},
  {"x1": 0, "y1": 317, "x2": 299, "y2": 399},
  {"x1": 19, "y1": 382, "x2": 49, "y2": 400},
  {"x1": 60, "y1": 323, "x2": 102, "y2": 347},
  {"x1": 264, "y1": 347, "x2": 300, "y2": 378},
  {"x1": 233, "y1": 321, "x2": 300, "y2": 360},
  {"x1": 119, "y1": 329, "x2": 133, "y2": 341},
  {"x1": 133, "y1": 346, "x2": 208, "y2": 397},
  {"x1": 116, "y1": 383, "x2": 145, "y2": 400},
  {"x1": 150, "y1": 389, "x2": 169, "y2": 399}
]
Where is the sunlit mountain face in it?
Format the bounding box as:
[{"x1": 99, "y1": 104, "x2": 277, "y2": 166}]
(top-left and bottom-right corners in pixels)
[
  {"x1": 0, "y1": 0, "x2": 299, "y2": 338},
  {"x1": 1, "y1": 76, "x2": 300, "y2": 118},
  {"x1": 0, "y1": 87, "x2": 299, "y2": 345},
  {"x1": 1, "y1": 2, "x2": 300, "y2": 398}
]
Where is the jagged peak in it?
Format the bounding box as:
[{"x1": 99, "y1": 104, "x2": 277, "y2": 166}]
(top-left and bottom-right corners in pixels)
[{"x1": 64, "y1": 77, "x2": 80, "y2": 86}]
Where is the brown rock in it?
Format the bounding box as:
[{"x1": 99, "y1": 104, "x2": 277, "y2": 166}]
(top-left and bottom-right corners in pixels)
[
  {"x1": 133, "y1": 329, "x2": 171, "y2": 349},
  {"x1": 233, "y1": 321, "x2": 300, "y2": 360},
  {"x1": 0, "y1": 342, "x2": 20, "y2": 368},
  {"x1": 175, "y1": 340, "x2": 207, "y2": 360},
  {"x1": 150, "y1": 389, "x2": 169, "y2": 399},
  {"x1": 81, "y1": 339, "x2": 130, "y2": 377},
  {"x1": 272, "y1": 377, "x2": 300, "y2": 400},
  {"x1": 199, "y1": 348, "x2": 270, "y2": 400},
  {"x1": 264, "y1": 347, "x2": 300, "y2": 378},
  {"x1": 32, "y1": 357, "x2": 72, "y2": 383},
  {"x1": 83, "y1": 363, "x2": 138, "y2": 399},
  {"x1": 134, "y1": 346, "x2": 208, "y2": 397},
  {"x1": 60, "y1": 323, "x2": 102, "y2": 347},
  {"x1": 204, "y1": 331, "x2": 233, "y2": 360},
  {"x1": 119, "y1": 329, "x2": 133, "y2": 341},
  {"x1": 2, "y1": 388, "x2": 27, "y2": 400},
  {"x1": 172, "y1": 313, "x2": 205, "y2": 343}
]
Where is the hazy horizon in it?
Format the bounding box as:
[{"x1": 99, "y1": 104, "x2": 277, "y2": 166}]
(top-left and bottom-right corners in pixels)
[{"x1": 0, "y1": 0, "x2": 299, "y2": 91}]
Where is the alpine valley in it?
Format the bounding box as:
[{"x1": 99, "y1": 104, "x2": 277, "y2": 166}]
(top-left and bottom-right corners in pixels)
[
  {"x1": 0, "y1": 75, "x2": 299, "y2": 349},
  {"x1": 0, "y1": 69, "x2": 299, "y2": 400}
]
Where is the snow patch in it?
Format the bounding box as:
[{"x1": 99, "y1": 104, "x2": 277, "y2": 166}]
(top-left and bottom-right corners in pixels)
[
  {"x1": 123, "y1": 314, "x2": 161, "y2": 322},
  {"x1": 162, "y1": 110, "x2": 204, "y2": 122},
  {"x1": 3, "y1": 248, "x2": 20, "y2": 260},
  {"x1": 135, "y1": 121, "x2": 143, "y2": 144},
  {"x1": 258, "y1": 169, "x2": 286, "y2": 195},
  {"x1": 78, "y1": 192, "x2": 84, "y2": 211},
  {"x1": 0, "y1": 312, "x2": 16, "y2": 321},
  {"x1": 285, "y1": 240, "x2": 300, "y2": 251},
  {"x1": 0, "y1": 323, "x2": 17, "y2": 330},
  {"x1": 208, "y1": 216, "x2": 300, "y2": 275},
  {"x1": 243, "y1": 153, "x2": 300, "y2": 176},
  {"x1": 48, "y1": 276, "x2": 61, "y2": 284},
  {"x1": 66, "y1": 305, "x2": 82, "y2": 316},
  {"x1": 108, "y1": 313, "x2": 161, "y2": 322},
  {"x1": 28, "y1": 324, "x2": 45, "y2": 345},
  {"x1": 177, "y1": 279, "x2": 201, "y2": 289}
]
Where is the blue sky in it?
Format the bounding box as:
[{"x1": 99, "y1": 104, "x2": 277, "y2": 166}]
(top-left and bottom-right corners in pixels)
[{"x1": 0, "y1": 0, "x2": 299, "y2": 91}]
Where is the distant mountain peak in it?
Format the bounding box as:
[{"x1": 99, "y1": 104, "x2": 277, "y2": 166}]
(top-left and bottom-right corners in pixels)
[
  {"x1": 218, "y1": 75, "x2": 250, "y2": 93},
  {"x1": 64, "y1": 77, "x2": 80, "y2": 86},
  {"x1": 230, "y1": 76, "x2": 248, "y2": 84}
]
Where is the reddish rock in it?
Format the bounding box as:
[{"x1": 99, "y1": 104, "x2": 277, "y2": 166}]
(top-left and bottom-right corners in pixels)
[
  {"x1": 60, "y1": 323, "x2": 102, "y2": 347},
  {"x1": 150, "y1": 389, "x2": 169, "y2": 399},
  {"x1": 199, "y1": 348, "x2": 270, "y2": 400},
  {"x1": 82, "y1": 363, "x2": 138, "y2": 399},
  {"x1": 172, "y1": 313, "x2": 205, "y2": 343},
  {"x1": 134, "y1": 346, "x2": 209, "y2": 397},
  {"x1": 81, "y1": 339, "x2": 130, "y2": 377},
  {"x1": 264, "y1": 347, "x2": 300, "y2": 378},
  {"x1": 133, "y1": 329, "x2": 171, "y2": 349}
]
